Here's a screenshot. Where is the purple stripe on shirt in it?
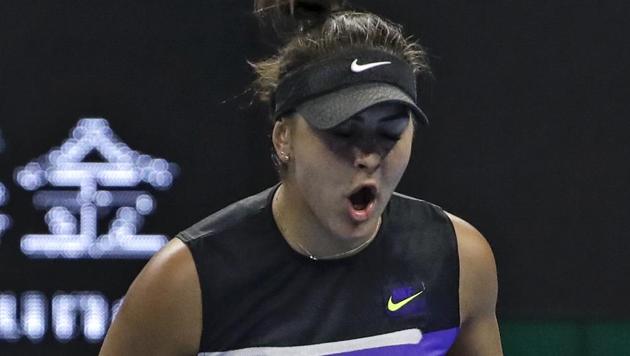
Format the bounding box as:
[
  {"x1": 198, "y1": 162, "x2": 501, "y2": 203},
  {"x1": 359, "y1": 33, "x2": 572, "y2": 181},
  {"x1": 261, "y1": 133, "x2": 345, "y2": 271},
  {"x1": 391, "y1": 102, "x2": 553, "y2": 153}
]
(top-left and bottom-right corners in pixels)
[{"x1": 329, "y1": 327, "x2": 459, "y2": 356}]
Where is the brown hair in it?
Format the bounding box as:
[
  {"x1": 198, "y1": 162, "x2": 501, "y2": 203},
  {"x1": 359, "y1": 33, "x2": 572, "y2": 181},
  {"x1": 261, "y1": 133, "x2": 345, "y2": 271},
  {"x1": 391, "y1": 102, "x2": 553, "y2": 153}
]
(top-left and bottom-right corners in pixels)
[{"x1": 251, "y1": 0, "x2": 431, "y2": 110}]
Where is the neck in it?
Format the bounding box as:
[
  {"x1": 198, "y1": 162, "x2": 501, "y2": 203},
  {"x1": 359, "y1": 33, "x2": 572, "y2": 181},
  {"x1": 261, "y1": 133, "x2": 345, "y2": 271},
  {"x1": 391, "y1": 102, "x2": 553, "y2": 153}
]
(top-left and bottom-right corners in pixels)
[{"x1": 272, "y1": 182, "x2": 381, "y2": 260}]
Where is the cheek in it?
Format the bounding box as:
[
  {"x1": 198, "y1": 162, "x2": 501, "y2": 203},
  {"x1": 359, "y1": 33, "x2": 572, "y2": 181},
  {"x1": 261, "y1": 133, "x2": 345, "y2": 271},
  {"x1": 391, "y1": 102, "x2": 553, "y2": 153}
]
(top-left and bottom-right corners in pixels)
[
  {"x1": 291, "y1": 138, "x2": 336, "y2": 187},
  {"x1": 292, "y1": 131, "x2": 348, "y2": 179},
  {"x1": 383, "y1": 138, "x2": 413, "y2": 183},
  {"x1": 290, "y1": 149, "x2": 344, "y2": 219}
]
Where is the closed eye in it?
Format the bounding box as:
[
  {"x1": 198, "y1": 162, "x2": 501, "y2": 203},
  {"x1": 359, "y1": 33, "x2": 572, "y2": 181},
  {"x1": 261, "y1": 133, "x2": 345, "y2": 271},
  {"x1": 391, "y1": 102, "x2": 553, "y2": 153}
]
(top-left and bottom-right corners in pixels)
[
  {"x1": 380, "y1": 133, "x2": 401, "y2": 141},
  {"x1": 378, "y1": 117, "x2": 409, "y2": 140},
  {"x1": 325, "y1": 114, "x2": 409, "y2": 142},
  {"x1": 332, "y1": 130, "x2": 353, "y2": 139},
  {"x1": 328, "y1": 121, "x2": 354, "y2": 138}
]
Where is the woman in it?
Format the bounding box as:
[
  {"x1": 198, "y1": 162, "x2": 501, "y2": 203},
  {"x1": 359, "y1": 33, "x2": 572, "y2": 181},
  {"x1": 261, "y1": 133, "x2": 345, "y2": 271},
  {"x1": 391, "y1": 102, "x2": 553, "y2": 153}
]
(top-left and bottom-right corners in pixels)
[{"x1": 100, "y1": 1, "x2": 502, "y2": 354}]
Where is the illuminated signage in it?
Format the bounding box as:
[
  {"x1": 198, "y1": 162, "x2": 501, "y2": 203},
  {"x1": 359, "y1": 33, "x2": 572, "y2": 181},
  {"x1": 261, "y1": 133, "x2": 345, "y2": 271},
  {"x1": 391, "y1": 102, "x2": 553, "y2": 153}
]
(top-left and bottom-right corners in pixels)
[
  {"x1": 0, "y1": 182, "x2": 9, "y2": 239},
  {"x1": 0, "y1": 292, "x2": 122, "y2": 343},
  {"x1": 14, "y1": 118, "x2": 178, "y2": 259},
  {"x1": 0, "y1": 129, "x2": 10, "y2": 239},
  {"x1": 0, "y1": 118, "x2": 180, "y2": 345}
]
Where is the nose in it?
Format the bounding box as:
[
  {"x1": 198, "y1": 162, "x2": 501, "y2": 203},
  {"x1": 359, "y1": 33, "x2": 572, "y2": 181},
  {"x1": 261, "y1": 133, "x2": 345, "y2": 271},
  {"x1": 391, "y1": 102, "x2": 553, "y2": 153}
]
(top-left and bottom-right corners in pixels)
[{"x1": 353, "y1": 147, "x2": 382, "y2": 172}]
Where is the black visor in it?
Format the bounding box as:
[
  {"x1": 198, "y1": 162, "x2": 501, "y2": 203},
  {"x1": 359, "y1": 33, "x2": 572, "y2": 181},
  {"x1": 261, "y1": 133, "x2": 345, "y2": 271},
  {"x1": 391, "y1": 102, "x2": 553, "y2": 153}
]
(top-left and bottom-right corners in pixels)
[{"x1": 273, "y1": 48, "x2": 428, "y2": 129}]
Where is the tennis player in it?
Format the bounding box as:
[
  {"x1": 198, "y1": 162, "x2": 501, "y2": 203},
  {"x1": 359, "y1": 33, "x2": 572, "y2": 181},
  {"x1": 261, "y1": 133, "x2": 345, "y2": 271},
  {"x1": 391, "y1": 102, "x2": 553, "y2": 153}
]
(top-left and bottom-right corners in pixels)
[{"x1": 100, "y1": 1, "x2": 502, "y2": 354}]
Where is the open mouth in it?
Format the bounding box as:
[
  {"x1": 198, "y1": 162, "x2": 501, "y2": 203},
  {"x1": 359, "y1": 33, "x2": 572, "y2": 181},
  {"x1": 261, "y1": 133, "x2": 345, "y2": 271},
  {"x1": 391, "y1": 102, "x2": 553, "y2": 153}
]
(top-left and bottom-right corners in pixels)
[{"x1": 349, "y1": 186, "x2": 377, "y2": 211}]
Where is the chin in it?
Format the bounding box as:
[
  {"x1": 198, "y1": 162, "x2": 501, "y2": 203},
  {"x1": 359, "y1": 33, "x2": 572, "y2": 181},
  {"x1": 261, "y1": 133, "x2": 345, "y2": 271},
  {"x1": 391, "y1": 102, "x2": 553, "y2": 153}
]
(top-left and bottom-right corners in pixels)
[{"x1": 332, "y1": 217, "x2": 378, "y2": 240}]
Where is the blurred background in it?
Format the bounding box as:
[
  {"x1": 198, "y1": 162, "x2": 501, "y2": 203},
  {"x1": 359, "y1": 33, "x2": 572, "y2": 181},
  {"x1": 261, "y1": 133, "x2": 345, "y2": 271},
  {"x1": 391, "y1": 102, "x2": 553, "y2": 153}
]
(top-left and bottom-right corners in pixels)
[{"x1": 0, "y1": 0, "x2": 628, "y2": 354}]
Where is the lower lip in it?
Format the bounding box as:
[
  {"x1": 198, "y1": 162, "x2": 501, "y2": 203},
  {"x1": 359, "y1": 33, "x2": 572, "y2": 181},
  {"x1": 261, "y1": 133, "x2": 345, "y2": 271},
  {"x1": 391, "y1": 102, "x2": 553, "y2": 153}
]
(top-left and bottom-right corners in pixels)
[{"x1": 347, "y1": 199, "x2": 376, "y2": 222}]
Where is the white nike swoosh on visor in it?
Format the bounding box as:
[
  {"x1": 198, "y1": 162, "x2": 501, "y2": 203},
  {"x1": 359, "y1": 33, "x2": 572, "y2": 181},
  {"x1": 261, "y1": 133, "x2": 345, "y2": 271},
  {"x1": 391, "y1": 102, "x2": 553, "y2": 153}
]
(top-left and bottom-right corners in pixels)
[{"x1": 351, "y1": 59, "x2": 392, "y2": 73}]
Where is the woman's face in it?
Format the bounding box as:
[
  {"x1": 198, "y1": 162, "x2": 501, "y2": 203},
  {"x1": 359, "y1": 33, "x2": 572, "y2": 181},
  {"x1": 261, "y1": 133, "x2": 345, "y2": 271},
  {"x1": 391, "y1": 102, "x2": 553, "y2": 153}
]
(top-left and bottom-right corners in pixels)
[{"x1": 281, "y1": 103, "x2": 415, "y2": 241}]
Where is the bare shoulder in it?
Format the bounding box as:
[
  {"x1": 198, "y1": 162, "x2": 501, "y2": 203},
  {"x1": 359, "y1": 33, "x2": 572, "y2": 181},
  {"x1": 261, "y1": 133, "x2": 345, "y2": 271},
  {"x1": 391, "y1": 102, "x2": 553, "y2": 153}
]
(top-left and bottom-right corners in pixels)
[
  {"x1": 445, "y1": 213, "x2": 503, "y2": 355},
  {"x1": 99, "y1": 238, "x2": 201, "y2": 356},
  {"x1": 445, "y1": 212, "x2": 497, "y2": 318},
  {"x1": 447, "y1": 213, "x2": 497, "y2": 286}
]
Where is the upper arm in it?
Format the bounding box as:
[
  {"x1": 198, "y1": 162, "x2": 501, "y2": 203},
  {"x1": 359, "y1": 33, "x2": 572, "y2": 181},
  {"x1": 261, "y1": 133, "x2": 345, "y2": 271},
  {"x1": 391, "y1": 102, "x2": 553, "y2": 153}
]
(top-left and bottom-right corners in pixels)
[
  {"x1": 446, "y1": 213, "x2": 503, "y2": 356},
  {"x1": 99, "y1": 238, "x2": 202, "y2": 356}
]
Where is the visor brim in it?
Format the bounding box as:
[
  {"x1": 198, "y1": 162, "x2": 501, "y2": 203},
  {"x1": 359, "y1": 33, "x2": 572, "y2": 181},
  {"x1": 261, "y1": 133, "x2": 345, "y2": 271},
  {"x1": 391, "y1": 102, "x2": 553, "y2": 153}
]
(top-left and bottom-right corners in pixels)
[{"x1": 296, "y1": 83, "x2": 428, "y2": 130}]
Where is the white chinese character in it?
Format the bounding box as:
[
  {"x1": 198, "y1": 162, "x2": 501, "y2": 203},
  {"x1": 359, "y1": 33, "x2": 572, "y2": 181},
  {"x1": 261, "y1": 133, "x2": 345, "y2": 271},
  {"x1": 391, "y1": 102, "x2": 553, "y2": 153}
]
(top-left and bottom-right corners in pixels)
[{"x1": 14, "y1": 118, "x2": 178, "y2": 259}]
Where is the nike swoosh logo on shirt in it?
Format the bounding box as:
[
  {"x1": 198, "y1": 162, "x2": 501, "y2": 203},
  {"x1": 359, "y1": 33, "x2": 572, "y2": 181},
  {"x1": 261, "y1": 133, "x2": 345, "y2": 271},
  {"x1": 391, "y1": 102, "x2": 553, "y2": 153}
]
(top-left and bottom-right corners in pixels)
[
  {"x1": 351, "y1": 59, "x2": 392, "y2": 73},
  {"x1": 387, "y1": 289, "x2": 425, "y2": 312}
]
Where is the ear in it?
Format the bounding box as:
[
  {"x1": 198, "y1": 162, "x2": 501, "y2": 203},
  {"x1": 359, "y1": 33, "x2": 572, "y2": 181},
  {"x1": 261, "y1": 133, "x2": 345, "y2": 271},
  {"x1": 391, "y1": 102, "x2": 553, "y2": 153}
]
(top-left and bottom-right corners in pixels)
[{"x1": 272, "y1": 118, "x2": 292, "y2": 162}]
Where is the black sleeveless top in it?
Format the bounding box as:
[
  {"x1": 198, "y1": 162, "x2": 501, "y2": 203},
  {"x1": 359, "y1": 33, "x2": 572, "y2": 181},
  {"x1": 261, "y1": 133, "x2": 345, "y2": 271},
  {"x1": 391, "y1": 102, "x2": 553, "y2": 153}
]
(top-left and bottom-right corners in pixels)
[{"x1": 176, "y1": 186, "x2": 460, "y2": 355}]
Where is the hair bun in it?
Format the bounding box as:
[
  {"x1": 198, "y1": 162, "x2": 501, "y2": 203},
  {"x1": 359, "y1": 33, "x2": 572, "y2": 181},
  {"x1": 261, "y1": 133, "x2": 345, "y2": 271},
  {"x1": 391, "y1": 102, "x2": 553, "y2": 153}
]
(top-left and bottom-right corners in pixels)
[{"x1": 254, "y1": 0, "x2": 347, "y2": 39}]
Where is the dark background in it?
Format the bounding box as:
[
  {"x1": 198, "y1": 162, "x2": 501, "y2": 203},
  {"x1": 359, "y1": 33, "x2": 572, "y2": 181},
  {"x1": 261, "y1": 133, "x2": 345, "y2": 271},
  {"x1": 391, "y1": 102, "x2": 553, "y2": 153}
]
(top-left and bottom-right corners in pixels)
[{"x1": 0, "y1": 0, "x2": 628, "y2": 354}]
